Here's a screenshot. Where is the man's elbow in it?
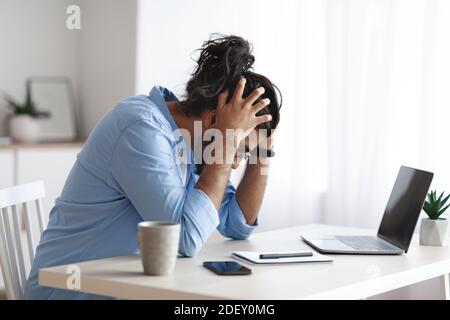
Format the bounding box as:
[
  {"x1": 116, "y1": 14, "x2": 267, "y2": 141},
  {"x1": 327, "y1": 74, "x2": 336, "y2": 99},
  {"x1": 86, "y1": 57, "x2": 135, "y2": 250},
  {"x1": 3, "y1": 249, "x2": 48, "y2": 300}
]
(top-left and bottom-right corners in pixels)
[
  {"x1": 178, "y1": 246, "x2": 200, "y2": 258},
  {"x1": 230, "y1": 232, "x2": 250, "y2": 241},
  {"x1": 178, "y1": 237, "x2": 203, "y2": 257},
  {"x1": 218, "y1": 226, "x2": 251, "y2": 240}
]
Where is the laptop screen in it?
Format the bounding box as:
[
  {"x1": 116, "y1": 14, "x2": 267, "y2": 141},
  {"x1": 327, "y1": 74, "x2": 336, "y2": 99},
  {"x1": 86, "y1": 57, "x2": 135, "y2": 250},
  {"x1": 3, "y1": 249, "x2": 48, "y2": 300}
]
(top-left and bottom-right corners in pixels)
[{"x1": 377, "y1": 166, "x2": 433, "y2": 252}]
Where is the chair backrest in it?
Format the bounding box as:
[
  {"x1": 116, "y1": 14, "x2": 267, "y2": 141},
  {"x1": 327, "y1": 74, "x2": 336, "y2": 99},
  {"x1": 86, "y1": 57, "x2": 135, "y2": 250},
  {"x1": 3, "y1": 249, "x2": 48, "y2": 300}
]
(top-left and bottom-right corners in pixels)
[{"x1": 0, "y1": 181, "x2": 46, "y2": 300}]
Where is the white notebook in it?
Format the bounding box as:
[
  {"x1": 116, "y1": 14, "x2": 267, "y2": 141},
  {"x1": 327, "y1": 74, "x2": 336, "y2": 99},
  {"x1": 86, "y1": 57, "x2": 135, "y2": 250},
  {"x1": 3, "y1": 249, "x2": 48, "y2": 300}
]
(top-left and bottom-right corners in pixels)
[{"x1": 232, "y1": 250, "x2": 333, "y2": 264}]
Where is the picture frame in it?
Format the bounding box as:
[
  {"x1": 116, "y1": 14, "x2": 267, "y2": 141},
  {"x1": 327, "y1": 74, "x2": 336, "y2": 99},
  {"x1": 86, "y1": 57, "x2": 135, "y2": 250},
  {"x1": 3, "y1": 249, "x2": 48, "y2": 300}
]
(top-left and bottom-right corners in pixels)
[{"x1": 28, "y1": 77, "x2": 78, "y2": 142}]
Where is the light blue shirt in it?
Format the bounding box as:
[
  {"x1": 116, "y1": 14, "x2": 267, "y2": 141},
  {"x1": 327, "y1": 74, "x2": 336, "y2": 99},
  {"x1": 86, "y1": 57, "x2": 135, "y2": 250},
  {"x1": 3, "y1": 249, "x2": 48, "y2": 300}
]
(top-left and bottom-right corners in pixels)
[{"x1": 24, "y1": 86, "x2": 256, "y2": 299}]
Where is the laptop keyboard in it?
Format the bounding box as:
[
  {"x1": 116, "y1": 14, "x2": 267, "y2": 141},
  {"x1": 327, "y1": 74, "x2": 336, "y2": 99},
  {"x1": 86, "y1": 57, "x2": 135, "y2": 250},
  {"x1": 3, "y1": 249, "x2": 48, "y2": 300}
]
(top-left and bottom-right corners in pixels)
[{"x1": 335, "y1": 236, "x2": 396, "y2": 251}]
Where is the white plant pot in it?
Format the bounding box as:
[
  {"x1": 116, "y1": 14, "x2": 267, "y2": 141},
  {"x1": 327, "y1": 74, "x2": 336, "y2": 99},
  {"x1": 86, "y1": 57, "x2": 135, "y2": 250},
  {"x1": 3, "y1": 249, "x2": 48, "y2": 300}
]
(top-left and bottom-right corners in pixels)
[
  {"x1": 420, "y1": 218, "x2": 449, "y2": 246},
  {"x1": 9, "y1": 115, "x2": 40, "y2": 143}
]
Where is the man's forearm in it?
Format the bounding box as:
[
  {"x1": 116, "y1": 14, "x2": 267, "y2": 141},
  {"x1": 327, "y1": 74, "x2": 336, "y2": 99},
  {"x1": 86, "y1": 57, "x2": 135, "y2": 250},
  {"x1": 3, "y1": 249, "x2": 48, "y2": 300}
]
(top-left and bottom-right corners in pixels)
[
  {"x1": 196, "y1": 163, "x2": 232, "y2": 209},
  {"x1": 195, "y1": 138, "x2": 236, "y2": 210},
  {"x1": 236, "y1": 158, "x2": 271, "y2": 225}
]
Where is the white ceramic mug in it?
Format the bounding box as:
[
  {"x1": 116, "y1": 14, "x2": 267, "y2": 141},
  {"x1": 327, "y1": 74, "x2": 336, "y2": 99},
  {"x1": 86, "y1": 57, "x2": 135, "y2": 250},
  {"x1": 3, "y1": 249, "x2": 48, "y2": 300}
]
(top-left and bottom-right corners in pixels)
[{"x1": 138, "y1": 221, "x2": 180, "y2": 275}]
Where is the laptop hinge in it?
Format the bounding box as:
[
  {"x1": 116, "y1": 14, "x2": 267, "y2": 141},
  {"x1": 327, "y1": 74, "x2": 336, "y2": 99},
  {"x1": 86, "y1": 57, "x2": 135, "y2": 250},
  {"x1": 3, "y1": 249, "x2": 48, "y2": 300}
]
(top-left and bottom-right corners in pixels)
[{"x1": 377, "y1": 233, "x2": 404, "y2": 251}]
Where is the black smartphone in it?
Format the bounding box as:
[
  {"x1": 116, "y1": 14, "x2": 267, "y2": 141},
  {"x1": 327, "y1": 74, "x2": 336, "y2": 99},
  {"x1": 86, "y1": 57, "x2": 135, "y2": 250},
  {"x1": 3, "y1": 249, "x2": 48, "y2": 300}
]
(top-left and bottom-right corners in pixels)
[{"x1": 203, "y1": 261, "x2": 252, "y2": 275}]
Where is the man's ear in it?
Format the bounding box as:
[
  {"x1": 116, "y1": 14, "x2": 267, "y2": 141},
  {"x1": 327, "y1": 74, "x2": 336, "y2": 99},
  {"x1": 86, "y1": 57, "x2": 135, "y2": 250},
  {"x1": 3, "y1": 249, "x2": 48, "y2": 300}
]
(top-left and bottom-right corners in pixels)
[{"x1": 202, "y1": 110, "x2": 216, "y2": 130}]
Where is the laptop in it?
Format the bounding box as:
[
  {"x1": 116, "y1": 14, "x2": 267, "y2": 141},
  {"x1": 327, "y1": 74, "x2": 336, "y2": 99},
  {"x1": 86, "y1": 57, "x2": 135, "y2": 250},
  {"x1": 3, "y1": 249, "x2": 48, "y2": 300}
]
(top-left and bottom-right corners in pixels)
[{"x1": 301, "y1": 166, "x2": 433, "y2": 255}]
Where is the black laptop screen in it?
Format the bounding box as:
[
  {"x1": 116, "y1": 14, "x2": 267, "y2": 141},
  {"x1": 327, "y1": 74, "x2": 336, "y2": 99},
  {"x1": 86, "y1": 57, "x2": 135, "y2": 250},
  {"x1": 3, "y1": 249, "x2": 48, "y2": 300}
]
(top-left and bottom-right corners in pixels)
[{"x1": 377, "y1": 166, "x2": 433, "y2": 252}]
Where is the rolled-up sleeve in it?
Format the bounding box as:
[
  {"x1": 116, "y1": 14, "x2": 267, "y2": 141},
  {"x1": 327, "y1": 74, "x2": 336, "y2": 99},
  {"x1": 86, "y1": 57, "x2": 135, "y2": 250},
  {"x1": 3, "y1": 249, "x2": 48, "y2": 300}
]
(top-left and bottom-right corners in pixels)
[
  {"x1": 217, "y1": 182, "x2": 258, "y2": 240},
  {"x1": 108, "y1": 119, "x2": 219, "y2": 257}
]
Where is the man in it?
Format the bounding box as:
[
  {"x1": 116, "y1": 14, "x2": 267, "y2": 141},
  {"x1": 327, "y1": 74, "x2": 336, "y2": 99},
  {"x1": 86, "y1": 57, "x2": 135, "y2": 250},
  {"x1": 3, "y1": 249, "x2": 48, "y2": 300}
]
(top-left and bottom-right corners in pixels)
[{"x1": 24, "y1": 35, "x2": 281, "y2": 299}]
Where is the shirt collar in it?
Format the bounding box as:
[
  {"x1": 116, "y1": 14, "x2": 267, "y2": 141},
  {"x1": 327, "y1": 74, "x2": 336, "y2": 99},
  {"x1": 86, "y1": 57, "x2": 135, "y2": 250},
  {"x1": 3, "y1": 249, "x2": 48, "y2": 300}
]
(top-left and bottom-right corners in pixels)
[{"x1": 148, "y1": 85, "x2": 179, "y2": 132}]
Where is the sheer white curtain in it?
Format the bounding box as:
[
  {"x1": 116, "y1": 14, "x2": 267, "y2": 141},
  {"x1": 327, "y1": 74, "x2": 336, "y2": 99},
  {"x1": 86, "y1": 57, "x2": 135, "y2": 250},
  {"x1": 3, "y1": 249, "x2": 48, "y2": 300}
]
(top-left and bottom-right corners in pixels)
[
  {"x1": 323, "y1": 0, "x2": 450, "y2": 228},
  {"x1": 136, "y1": 0, "x2": 450, "y2": 231}
]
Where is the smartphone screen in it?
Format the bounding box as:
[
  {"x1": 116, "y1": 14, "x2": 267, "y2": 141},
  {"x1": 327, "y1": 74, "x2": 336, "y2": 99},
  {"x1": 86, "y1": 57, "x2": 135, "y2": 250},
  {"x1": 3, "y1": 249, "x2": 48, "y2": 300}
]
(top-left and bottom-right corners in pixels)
[{"x1": 203, "y1": 261, "x2": 252, "y2": 275}]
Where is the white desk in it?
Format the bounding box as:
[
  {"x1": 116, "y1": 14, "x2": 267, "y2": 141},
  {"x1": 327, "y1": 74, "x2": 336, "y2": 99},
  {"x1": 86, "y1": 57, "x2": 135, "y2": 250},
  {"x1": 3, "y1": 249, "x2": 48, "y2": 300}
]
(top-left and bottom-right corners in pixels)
[{"x1": 39, "y1": 224, "x2": 450, "y2": 299}]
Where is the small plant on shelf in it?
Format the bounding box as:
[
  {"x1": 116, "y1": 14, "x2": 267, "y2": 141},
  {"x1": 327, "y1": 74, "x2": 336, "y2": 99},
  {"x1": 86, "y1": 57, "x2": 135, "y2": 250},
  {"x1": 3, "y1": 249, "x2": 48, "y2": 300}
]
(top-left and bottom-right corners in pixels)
[
  {"x1": 3, "y1": 88, "x2": 49, "y2": 118},
  {"x1": 2, "y1": 83, "x2": 50, "y2": 143}
]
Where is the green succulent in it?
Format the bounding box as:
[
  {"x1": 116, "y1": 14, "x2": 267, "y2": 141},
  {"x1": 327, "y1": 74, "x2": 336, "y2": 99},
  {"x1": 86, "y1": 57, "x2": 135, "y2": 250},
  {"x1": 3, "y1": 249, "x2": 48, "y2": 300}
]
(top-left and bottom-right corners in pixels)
[
  {"x1": 423, "y1": 190, "x2": 450, "y2": 220},
  {"x1": 3, "y1": 85, "x2": 50, "y2": 118}
]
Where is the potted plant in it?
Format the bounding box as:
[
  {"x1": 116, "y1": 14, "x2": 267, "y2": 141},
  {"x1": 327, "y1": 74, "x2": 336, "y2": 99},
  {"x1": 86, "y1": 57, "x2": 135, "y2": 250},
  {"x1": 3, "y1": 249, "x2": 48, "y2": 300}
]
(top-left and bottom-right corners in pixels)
[
  {"x1": 420, "y1": 190, "x2": 450, "y2": 246},
  {"x1": 3, "y1": 83, "x2": 50, "y2": 143}
]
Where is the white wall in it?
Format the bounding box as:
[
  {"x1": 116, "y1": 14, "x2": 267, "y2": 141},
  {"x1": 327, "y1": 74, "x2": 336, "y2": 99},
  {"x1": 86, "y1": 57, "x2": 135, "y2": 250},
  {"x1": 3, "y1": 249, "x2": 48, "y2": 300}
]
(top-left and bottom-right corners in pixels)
[
  {"x1": 78, "y1": 0, "x2": 137, "y2": 137},
  {"x1": 0, "y1": 0, "x2": 138, "y2": 139},
  {"x1": 0, "y1": 0, "x2": 80, "y2": 136}
]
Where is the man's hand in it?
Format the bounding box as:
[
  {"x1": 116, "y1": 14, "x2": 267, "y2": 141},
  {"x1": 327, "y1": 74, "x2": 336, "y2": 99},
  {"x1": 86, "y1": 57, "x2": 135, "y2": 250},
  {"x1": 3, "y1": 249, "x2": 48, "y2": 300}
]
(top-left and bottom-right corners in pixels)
[{"x1": 215, "y1": 78, "x2": 272, "y2": 146}]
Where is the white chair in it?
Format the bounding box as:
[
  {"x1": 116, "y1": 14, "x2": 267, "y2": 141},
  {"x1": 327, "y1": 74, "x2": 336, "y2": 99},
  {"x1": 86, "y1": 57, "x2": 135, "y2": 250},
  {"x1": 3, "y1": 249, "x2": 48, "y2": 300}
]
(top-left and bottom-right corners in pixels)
[{"x1": 0, "y1": 181, "x2": 46, "y2": 300}]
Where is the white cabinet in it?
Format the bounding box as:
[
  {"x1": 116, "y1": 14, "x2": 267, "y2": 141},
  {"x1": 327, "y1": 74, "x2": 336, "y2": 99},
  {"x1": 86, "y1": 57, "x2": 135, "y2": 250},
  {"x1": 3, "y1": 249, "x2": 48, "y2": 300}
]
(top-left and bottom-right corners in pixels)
[
  {"x1": 1, "y1": 144, "x2": 82, "y2": 214},
  {"x1": 0, "y1": 150, "x2": 14, "y2": 189},
  {"x1": 16, "y1": 146, "x2": 81, "y2": 216}
]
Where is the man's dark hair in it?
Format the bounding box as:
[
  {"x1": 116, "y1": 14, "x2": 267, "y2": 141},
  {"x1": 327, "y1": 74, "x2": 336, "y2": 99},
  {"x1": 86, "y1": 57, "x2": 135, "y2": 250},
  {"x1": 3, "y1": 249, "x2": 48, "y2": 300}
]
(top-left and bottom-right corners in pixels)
[{"x1": 181, "y1": 34, "x2": 281, "y2": 136}]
